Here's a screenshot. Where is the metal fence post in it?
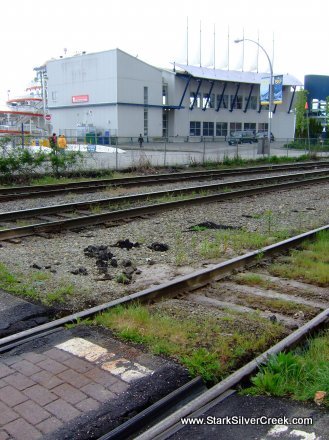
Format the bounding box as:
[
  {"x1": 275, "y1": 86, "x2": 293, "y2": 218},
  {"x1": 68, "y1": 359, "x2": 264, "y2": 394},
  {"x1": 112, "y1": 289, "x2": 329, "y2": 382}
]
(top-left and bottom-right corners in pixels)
[
  {"x1": 164, "y1": 140, "x2": 167, "y2": 167},
  {"x1": 115, "y1": 137, "x2": 118, "y2": 171},
  {"x1": 202, "y1": 140, "x2": 206, "y2": 164}
]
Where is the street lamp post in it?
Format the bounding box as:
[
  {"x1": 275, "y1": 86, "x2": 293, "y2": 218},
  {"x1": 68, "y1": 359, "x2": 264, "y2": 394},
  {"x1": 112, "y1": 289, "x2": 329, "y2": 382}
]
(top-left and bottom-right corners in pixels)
[{"x1": 234, "y1": 38, "x2": 273, "y2": 155}]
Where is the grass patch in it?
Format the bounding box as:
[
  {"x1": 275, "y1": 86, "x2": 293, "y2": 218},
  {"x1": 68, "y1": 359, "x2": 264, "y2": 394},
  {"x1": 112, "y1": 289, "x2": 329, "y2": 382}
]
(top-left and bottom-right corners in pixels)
[
  {"x1": 269, "y1": 231, "x2": 329, "y2": 286},
  {"x1": 0, "y1": 262, "x2": 76, "y2": 305},
  {"x1": 242, "y1": 331, "x2": 329, "y2": 406},
  {"x1": 44, "y1": 284, "x2": 75, "y2": 305},
  {"x1": 86, "y1": 303, "x2": 285, "y2": 383},
  {"x1": 189, "y1": 154, "x2": 318, "y2": 170},
  {"x1": 0, "y1": 263, "x2": 39, "y2": 300},
  {"x1": 198, "y1": 229, "x2": 278, "y2": 259}
]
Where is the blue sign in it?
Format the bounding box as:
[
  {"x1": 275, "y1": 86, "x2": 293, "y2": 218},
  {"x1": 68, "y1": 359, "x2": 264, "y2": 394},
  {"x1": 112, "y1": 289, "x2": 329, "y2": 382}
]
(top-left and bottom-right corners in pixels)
[
  {"x1": 260, "y1": 76, "x2": 270, "y2": 105},
  {"x1": 273, "y1": 75, "x2": 283, "y2": 104},
  {"x1": 87, "y1": 145, "x2": 96, "y2": 153}
]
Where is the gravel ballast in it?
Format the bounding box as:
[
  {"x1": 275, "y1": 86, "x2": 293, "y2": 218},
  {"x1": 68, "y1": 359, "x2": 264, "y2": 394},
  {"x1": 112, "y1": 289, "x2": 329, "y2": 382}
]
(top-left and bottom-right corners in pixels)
[{"x1": 0, "y1": 182, "x2": 328, "y2": 312}]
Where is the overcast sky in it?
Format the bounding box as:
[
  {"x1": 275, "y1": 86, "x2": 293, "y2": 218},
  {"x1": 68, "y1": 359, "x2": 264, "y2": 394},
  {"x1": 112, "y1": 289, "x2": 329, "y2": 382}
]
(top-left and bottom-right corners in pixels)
[{"x1": 1, "y1": 0, "x2": 328, "y2": 105}]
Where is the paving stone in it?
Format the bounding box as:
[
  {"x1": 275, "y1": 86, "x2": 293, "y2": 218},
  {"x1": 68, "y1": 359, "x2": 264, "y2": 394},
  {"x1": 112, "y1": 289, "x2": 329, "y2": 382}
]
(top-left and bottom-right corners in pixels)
[
  {"x1": 58, "y1": 369, "x2": 91, "y2": 388},
  {"x1": 10, "y1": 360, "x2": 41, "y2": 376},
  {"x1": 45, "y1": 399, "x2": 81, "y2": 422},
  {"x1": 14, "y1": 400, "x2": 51, "y2": 424},
  {"x1": 42, "y1": 348, "x2": 72, "y2": 362},
  {"x1": 30, "y1": 370, "x2": 63, "y2": 389},
  {"x1": 36, "y1": 416, "x2": 63, "y2": 435},
  {"x1": 81, "y1": 383, "x2": 116, "y2": 403},
  {"x1": 5, "y1": 418, "x2": 42, "y2": 440},
  {"x1": 37, "y1": 358, "x2": 68, "y2": 375},
  {"x1": 22, "y1": 352, "x2": 47, "y2": 364},
  {"x1": 85, "y1": 367, "x2": 117, "y2": 386},
  {"x1": 52, "y1": 383, "x2": 87, "y2": 404},
  {"x1": 108, "y1": 379, "x2": 130, "y2": 395},
  {"x1": 3, "y1": 372, "x2": 36, "y2": 390},
  {"x1": 1, "y1": 356, "x2": 22, "y2": 366},
  {"x1": 75, "y1": 397, "x2": 100, "y2": 413},
  {"x1": 61, "y1": 356, "x2": 94, "y2": 373},
  {"x1": 0, "y1": 364, "x2": 14, "y2": 379},
  {"x1": 0, "y1": 386, "x2": 28, "y2": 407},
  {"x1": 0, "y1": 401, "x2": 19, "y2": 425},
  {"x1": 23, "y1": 384, "x2": 58, "y2": 406},
  {"x1": 0, "y1": 379, "x2": 6, "y2": 388}
]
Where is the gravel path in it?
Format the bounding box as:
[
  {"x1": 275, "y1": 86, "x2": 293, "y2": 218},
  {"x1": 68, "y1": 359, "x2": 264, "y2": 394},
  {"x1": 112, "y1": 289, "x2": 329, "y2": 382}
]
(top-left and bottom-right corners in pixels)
[{"x1": 0, "y1": 181, "x2": 328, "y2": 312}]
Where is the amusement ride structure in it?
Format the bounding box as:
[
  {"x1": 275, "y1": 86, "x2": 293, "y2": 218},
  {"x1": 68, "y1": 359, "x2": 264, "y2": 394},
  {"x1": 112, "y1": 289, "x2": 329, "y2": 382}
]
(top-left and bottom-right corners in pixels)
[{"x1": 0, "y1": 66, "x2": 49, "y2": 136}]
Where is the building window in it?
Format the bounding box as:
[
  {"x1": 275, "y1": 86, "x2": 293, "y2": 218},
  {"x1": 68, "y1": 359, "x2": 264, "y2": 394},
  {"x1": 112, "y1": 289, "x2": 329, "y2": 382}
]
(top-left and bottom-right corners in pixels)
[
  {"x1": 202, "y1": 94, "x2": 215, "y2": 109},
  {"x1": 144, "y1": 109, "x2": 148, "y2": 136},
  {"x1": 258, "y1": 123, "x2": 268, "y2": 132},
  {"x1": 244, "y1": 123, "x2": 256, "y2": 132},
  {"x1": 216, "y1": 122, "x2": 228, "y2": 137},
  {"x1": 203, "y1": 122, "x2": 214, "y2": 136},
  {"x1": 162, "y1": 84, "x2": 168, "y2": 105},
  {"x1": 190, "y1": 121, "x2": 201, "y2": 136},
  {"x1": 217, "y1": 94, "x2": 228, "y2": 109},
  {"x1": 231, "y1": 95, "x2": 243, "y2": 109},
  {"x1": 162, "y1": 111, "x2": 168, "y2": 138},
  {"x1": 230, "y1": 122, "x2": 242, "y2": 134},
  {"x1": 190, "y1": 92, "x2": 201, "y2": 109},
  {"x1": 51, "y1": 91, "x2": 57, "y2": 102},
  {"x1": 245, "y1": 96, "x2": 258, "y2": 110},
  {"x1": 144, "y1": 87, "x2": 148, "y2": 105}
]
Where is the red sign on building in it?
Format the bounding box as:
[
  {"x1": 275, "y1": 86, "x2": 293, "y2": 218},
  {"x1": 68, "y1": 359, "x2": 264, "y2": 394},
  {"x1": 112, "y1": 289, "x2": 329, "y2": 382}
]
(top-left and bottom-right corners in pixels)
[{"x1": 72, "y1": 95, "x2": 89, "y2": 103}]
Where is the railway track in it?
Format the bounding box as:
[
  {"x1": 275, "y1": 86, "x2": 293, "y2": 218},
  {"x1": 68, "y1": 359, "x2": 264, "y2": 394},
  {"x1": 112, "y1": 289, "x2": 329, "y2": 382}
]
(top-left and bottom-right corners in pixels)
[
  {"x1": 0, "y1": 170, "x2": 329, "y2": 241},
  {"x1": 1, "y1": 161, "x2": 329, "y2": 201},
  {"x1": 0, "y1": 225, "x2": 328, "y2": 438}
]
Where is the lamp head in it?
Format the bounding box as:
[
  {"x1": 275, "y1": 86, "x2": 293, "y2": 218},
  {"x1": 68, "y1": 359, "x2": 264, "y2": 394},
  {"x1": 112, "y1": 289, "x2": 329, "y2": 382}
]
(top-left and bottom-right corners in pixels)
[{"x1": 234, "y1": 39, "x2": 243, "y2": 43}]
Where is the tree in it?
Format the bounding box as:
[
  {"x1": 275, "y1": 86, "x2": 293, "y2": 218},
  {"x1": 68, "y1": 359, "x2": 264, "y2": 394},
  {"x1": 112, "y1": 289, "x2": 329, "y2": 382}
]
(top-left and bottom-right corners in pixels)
[
  {"x1": 308, "y1": 118, "x2": 322, "y2": 139},
  {"x1": 294, "y1": 89, "x2": 308, "y2": 139}
]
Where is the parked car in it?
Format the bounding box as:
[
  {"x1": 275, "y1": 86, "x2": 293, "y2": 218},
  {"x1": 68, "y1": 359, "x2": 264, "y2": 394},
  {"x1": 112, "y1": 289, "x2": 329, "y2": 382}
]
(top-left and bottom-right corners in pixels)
[
  {"x1": 255, "y1": 131, "x2": 275, "y2": 142},
  {"x1": 227, "y1": 130, "x2": 256, "y2": 145}
]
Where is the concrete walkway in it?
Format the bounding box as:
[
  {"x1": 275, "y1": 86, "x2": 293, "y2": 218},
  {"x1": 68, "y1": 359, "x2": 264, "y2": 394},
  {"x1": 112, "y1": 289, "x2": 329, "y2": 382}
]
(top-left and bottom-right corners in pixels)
[{"x1": 0, "y1": 325, "x2": 190, "y2": 439}]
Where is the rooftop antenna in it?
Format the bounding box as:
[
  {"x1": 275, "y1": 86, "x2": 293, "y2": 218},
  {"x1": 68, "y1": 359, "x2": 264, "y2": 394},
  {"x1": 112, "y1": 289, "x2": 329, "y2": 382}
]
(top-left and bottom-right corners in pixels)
[
  {"x1": 186, "y1": 16, "x2": 189, "y2": 65},
  {"x1": 199, "y1": 20, "x2": 202, "y2": 67},
  {"x1": 227, "y1": 26, "x2": 230, "y2": 71},
  {"x1": 272, "y1": 31, "x2": 275, "y2": 71},
  {"x1": 213, "y1": 23, "x2": 216, "y2": 69},
  {"x1": 242, "y1": 28, "x2": 245, "y2": 71},
  {"x1": 256, "y1": 30, "x2": 260, "y2": 72}
]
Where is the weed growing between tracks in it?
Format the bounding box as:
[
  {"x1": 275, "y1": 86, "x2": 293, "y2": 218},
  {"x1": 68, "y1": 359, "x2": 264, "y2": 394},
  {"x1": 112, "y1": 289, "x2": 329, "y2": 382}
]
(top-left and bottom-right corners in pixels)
[
  {"x1": 242, "y1": 330, "x2": 329, "y2": 406},
  {"x1": 269, "y1": 230, "x2": 329, "y2": 286},
  {"x1": 0, "y1": 262, "x2": 76, "y2": 305},
  {"x1": 84, "y1": 303, "x2": 286, "y2": 383},
  {"x1": 197, "y1": 229, "x2": 289, "y2": 260}
]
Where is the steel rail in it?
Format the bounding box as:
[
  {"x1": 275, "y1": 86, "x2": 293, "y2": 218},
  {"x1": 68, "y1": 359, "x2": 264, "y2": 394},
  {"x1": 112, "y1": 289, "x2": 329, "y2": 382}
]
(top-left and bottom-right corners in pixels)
[
  {"x1": 134, "y1": 308, "x2": 329, "y2": 440},
  {"x1": 0, "y1": 169, "x2": 328, "y2": 223},
  {"x1": 0, "y1": 161, "x2": 328, "y2": 201},
  {"x1": 0, "y1": 173, "x2": 329, "y2": 241},
  {"x1": 0, "y1": 223, "x2": 328, "y2": 353}
]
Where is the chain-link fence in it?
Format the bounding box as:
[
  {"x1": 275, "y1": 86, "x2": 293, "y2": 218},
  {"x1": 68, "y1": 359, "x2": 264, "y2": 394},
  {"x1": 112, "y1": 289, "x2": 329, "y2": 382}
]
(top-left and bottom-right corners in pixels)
[{"x1": 1, "y1": 134, "x2": 329, "y2": 172}]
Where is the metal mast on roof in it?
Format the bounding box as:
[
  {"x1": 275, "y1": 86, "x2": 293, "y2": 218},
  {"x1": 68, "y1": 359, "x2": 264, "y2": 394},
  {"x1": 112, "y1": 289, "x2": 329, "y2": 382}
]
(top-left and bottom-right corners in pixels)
[
  {"x1": 242, "y1": 28, "x2": 245, "y2": 71},
  {"x1": 256, "y1": 30, "x2": 260, "y2": 72},
  {"x1": 227, "y1": 26, "x2": 230, "y2": 70},
  {"x1": 213, "y1": 23, "x2": 216, "y2": 69},
  {"x1": 186, "y1": 17, "x2": 189, "y2": 65},
  {"x1": 199, "y1": 20, "x2": 202, "y2": 67}
]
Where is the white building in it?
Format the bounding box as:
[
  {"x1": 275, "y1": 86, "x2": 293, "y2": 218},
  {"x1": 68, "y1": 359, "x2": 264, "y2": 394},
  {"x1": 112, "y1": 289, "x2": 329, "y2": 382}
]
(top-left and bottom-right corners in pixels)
[{"x1": 46, "y1": 48, "x2": 302, "y2": 140}]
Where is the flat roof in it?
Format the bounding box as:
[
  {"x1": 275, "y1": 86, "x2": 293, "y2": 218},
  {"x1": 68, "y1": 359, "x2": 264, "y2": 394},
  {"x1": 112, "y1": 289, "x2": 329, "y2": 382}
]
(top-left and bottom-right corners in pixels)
[{"x1": 174, "y1": 63, "x2": 302, "y2": 87}]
